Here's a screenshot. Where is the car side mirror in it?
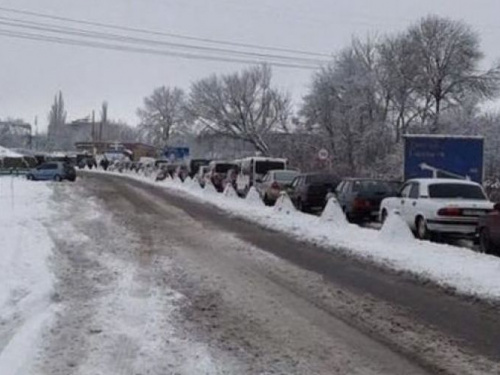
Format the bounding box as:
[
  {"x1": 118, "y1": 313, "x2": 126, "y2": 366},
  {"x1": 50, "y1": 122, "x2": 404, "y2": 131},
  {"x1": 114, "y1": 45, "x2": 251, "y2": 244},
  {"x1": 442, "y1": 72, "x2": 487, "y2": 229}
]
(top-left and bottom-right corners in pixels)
[{"x1": 494, "y1": 202, "x2": 500, "y2": 212}]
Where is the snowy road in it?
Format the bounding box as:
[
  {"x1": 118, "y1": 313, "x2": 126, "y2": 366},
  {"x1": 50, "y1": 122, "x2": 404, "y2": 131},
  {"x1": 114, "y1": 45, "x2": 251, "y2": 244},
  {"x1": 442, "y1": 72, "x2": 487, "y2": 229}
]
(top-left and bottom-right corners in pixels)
[{"x1": 24, "y1": 173, "x2": 500, "y2": 374}]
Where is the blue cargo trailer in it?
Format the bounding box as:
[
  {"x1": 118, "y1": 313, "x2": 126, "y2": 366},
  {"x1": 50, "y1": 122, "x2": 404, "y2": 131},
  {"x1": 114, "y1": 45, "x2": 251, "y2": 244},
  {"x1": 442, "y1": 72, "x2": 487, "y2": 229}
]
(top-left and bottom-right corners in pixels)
[{"x1": 404, "y1": 135, "x2": 484, "y2": 184}]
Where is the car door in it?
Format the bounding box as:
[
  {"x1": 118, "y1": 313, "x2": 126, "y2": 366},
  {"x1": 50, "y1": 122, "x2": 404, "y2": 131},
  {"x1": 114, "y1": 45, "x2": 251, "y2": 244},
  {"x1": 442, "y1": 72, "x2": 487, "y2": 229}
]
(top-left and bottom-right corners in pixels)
[
  {"x1": 335, "y1": 181, "x2": 346, "y2": 207},
  {"x1": 404, "y1": 182, "x2": 420, "y2": 228},
  {"x1": 399, "y1": 183, "x2": 415, "y2": 225},
  {"x1": 339, "y1": 182, "x2": 351, "y2": 211},
  {"x1": 259, "y1": 172, "x2": 270, "y2": 195},
  {"x1": 45, "y1": 163, "x2": 58, "y2": 180},
  {"x1": 288, "y1": 177, "x2": 300, "y2": 202},
  {"x1": 488, "y1": 206, "x2": 500, "y2": 244},
  {"x1": 37, "y1": 164, "x2": 50, "y2": 180}
]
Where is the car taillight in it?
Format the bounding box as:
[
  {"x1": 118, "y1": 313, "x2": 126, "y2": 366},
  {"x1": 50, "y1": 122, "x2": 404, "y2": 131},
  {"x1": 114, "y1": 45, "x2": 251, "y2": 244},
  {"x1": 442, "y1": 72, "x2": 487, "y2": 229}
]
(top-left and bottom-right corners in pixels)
[
  {"x1": 271, "y1": 182, "x2": 280, "y2": 189},
  {"x1": 437, "y1": 207, "x2": 462, "y2": 216},
  {"x1": 353, "y1": 198, "x2": 371, "y2": 210}
]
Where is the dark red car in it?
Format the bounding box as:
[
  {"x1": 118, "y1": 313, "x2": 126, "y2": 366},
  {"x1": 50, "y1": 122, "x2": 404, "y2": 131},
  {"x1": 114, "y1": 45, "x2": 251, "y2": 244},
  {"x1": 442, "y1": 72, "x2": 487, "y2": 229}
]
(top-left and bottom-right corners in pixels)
[{"x1": 477, "y1": 203, "x2": 500, "y2": 255}]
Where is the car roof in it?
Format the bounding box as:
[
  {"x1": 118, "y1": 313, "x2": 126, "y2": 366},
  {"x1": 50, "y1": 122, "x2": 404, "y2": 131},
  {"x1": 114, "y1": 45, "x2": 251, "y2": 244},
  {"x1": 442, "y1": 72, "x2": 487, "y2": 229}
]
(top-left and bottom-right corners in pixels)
[
  {"x1": 240, "y1": 156, "x2": 287, "y2": 162},
  {"x1": 406, "y1": 178, "x2": 481, "y2": 187},
  {"x1": 298, "y1": 172, "x2": 337, "y2": 177},
  {"x1": 341, "y1": 178, "x2": 395, "y2": 182},
  {"x1": 268, "y1": 169, "x2": 298, "y2": 173}
]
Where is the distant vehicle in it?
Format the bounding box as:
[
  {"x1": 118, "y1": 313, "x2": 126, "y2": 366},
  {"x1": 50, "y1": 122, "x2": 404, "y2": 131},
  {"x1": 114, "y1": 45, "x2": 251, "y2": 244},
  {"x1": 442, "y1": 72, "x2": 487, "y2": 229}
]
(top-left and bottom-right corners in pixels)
[
  {"x1": 26, "y1": 162, "x2": 76, "y2": 182},
  {"x1": 208, "y1": 161, "x2": 238, "y2": 192},
  {"x1": 257, "y1": 170, "x2": 300, "y2": 205},
  {"x1": 404, "y1": 135, "x2": 484, "y2": 184},
  {"x1": 195, "y1": 165, "x2": 210, "y2": 187},
  {"x1": 477, "y1": 203, "x2": 500, "y2": 255},
  {"x1": 236, "y1": 157, "x2": 287, "y2": 196},
  {"x1": 380, "y1": 178, "x2": 493, "y2": 241},
  {"x1": 189, "y1": 159, "x2": 211, "y2": 178},
  {"x1": 335, "y1": 178, "x2": 401, "y2": 222},
  {"x1": 154, "y1": 159, "x2": 170, "y2": 169},
  {"x1": 288, "y1": 173, "x2": 340, "y2": 213},
  {"x1": 222, "y1": 167, "x2": 238, "y2": 191},
  {"x1": 175, "y1": 165, "x2": 189, "y2": 181}
]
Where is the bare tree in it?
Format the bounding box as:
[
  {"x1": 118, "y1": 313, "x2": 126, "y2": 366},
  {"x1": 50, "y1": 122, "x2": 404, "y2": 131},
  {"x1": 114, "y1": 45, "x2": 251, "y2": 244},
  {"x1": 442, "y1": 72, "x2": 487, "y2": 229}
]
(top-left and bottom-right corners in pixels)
[
  {"x1": 47, "y1": 91, "x2": 67, "y2": 150},
  {"x1": 301, "y1": 40, "x2": 392, "y2": 175},
  {"x1": 189, "y1": 65, "x2": 291, "y2": 155},
  {"x1": 137, "y1": 86, "x2": 188, "y2": 148},
  {"x1": 408, "y1": 15, "x2": 500, "y2": 132}
]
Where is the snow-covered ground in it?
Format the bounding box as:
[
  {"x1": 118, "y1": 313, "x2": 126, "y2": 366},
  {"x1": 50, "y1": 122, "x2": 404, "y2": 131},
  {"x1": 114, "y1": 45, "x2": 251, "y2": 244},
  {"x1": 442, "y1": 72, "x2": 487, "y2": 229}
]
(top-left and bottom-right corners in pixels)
[
  {"x1": 97, "y1": 170, "x2": 500, "y2": 303},
  {"x1": 0, "y1": 177, "x2": 56, "y2": 374}
]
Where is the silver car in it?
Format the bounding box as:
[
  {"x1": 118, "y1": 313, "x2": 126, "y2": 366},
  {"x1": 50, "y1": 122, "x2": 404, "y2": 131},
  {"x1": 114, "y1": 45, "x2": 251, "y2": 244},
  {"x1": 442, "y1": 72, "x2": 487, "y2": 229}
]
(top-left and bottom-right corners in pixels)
[{"x1": 257, "y1": 170, "x2": 300, "y2": 205}]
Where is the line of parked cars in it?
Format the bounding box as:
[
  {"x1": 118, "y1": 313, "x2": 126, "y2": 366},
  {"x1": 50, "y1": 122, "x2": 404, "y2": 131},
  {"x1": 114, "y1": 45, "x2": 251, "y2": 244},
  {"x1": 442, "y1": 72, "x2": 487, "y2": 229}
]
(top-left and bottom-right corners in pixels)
[{"x1": 110, "y1": 154, "x2": 500, "y2": 255}]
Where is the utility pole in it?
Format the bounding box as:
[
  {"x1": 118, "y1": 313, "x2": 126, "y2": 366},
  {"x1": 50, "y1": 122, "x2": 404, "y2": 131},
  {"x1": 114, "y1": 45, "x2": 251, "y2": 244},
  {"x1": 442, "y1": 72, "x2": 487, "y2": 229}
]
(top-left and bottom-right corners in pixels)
[{"x1": 34, "y1": 116, "x2": 38, "y2": 150}]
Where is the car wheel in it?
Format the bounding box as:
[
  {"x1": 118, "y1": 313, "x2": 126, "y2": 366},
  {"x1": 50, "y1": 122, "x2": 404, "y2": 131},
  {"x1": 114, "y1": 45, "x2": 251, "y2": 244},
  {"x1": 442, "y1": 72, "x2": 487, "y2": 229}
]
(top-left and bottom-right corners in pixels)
[
  {"x1": 297, "y1": 199, "x2": 307, "y2": 213},
  {"x1": 26, "y1": 174, "x2": 33, "y2": 180},
  {"x1": 380, "y1": 209, "x2": 388, "y2": 224},
  {"x1": 416, "y1": 216, "x2": 431, "y2": 240},
  {"x1": 53, "y1": 174, "x2": 62, "y2": 182},
  {"x1": 263, "y1": 194, "x2": 272, "y2": 206},
  {"x1": 479, "y1": 228, "x2": 495, "y2": 255}
]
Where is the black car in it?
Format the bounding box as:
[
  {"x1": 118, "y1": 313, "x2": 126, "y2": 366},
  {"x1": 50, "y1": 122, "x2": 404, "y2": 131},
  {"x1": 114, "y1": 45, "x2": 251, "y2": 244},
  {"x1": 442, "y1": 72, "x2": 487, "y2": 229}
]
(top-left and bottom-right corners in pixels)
[
  {"x1": 335, "y1": 178, "x2": 401, "y2": 222},
  {"x1": 189, "y1": 159, "x2": 211, "y2": 178},
  {"x1": 288, "y1": 173, "x2": 340, "y2": 212}
]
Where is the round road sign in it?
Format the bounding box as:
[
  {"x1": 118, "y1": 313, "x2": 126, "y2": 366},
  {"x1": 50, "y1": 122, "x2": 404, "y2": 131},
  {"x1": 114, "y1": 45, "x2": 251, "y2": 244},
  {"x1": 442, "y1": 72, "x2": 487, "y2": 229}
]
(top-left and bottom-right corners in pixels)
[{"x1": 318, "y1": 148, "x2": 329, "y2": 161}]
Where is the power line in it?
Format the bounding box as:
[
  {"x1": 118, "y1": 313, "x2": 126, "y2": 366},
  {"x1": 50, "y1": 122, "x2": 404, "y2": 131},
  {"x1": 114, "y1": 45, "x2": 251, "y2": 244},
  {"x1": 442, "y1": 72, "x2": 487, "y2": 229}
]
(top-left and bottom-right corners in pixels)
[
  {"x1": 0, "y1": 16, "x2": 329, "y2": 65},
  {"x1": 0, "y1": 5, "x2": 332, "y2": 58},
  {"x1": 0, "y1": 28, "x2": 319, "y2": 70}
]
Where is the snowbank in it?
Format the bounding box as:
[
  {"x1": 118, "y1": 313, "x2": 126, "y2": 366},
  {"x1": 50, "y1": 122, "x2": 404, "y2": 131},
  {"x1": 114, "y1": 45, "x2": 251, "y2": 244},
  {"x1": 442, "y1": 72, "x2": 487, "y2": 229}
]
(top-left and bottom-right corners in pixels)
[
  {"x1": 223, "y1": 184, "x2": 238, "y2": 198},
  {"x1": 0, "y1": 177, "x2": 56, "y2": 374},
  {"x1": 90, "y1": 170, "x2": 500, "y2": 303},
  {"x1": 320, "y1": 197, "x2": 348, "y2": 227},
  {"x1": 379, "y1": 210, "x2": 415, "y2": 244},
  {"x1": 246, "y1": 187, "x2": 265, "y2": 207},
  {"x1": 273, "y1": 192, "x2": 296, "y2": 215},
  {"x1": 0, "y1": 146, "x2": 23, "y2": 158}
]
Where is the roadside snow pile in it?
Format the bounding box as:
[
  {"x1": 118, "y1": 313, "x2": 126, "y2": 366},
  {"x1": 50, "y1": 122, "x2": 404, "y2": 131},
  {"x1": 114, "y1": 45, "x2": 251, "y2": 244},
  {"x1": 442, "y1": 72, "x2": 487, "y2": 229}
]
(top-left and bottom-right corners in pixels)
[
  {"x1": 246, "y1": 187, "x2": 265, "y2": 207},
  {"x1": 223, "y1": 184, "x2": 238, "y2": 198},
  {"x1": 320, "y1": 197, "x2": 348, "y2": 227},
  {"x1": 91, "y1": 170, "x2": 500, "y2": 302},
  {"x1": 0, "y1": 146, "x2": 23, "y2": 158},
  {"x1": 379, "y1": 210, "x2": 415, "y2": 243},
  {"x1": 204, "y1": 182, "x2": 218, "y2": 195},
  {"x1": 0, "y1": 177, "x2": 55, "y2": 374},
  {"x1": 273, "y1": 192, "x2": 296, "y2": 215}
]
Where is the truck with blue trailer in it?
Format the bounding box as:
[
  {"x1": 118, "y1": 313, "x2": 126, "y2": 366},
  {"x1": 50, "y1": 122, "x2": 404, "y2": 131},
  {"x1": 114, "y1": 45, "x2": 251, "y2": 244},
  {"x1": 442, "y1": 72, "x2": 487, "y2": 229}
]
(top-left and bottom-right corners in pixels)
[{"x1": 404, "y1": 135, "x2": 484, "y2": 184}]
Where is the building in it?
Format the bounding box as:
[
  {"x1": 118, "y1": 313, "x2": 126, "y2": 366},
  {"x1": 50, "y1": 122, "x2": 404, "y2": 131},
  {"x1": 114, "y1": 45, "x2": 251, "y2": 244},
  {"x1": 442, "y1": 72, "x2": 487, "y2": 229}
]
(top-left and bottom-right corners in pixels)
[
  {"x1": 0, "y1": 121, "x2": 32, "y2": 148},
  {"x1": 74, "y1": 141, "x2": 158, "y2": 161}
]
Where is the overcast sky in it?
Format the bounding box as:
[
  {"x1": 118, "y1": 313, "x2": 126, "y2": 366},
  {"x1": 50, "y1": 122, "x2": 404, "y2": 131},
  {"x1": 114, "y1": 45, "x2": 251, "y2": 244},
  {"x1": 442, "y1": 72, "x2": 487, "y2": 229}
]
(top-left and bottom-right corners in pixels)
[{"x1": 1, "y1": 0, "x2": 500, "y2": 131}]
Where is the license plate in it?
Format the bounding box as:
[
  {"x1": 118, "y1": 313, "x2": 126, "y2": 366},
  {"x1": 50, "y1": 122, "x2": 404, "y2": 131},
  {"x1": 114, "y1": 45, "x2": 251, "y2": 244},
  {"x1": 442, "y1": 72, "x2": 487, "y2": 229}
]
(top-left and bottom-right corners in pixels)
[{"x1": 462, "y1": 209, "x2": 485, "y2": 216}]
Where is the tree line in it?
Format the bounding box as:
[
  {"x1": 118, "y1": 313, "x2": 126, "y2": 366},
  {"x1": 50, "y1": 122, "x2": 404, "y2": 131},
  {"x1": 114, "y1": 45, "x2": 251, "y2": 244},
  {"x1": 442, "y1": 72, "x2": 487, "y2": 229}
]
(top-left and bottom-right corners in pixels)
[
  {"x1": 41, "y1": 15, "x2": 500, "y2": 180},
  {"x1": 137, "y1": 15, "x2": 500, "y2": 179}
]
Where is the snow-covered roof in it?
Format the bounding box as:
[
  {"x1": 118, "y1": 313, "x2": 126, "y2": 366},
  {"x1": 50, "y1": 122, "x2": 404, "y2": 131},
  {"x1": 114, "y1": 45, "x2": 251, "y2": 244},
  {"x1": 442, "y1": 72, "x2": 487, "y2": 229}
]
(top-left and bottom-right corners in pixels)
[{"x1": 0, "y1": 146, "x2": 24, "y2": 158}]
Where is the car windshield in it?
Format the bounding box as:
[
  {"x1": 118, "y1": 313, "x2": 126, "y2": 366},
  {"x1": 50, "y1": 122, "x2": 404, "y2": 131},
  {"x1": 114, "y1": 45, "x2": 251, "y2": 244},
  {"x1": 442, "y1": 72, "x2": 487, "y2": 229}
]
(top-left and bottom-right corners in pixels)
[
  {"x1": 215, "y1": 163, "x2": 236, "y2": 173},
  {"x1": 255, "y1": 161, "x2": 286, "y2": 175},
  {"x1": 274, "y1": 171, "x2": 299, "y2": 182},
  {"x1": 306, "y1": 174, "x2": 338, "y2": 185},
  {"x1": 428, "y1": 183, "x2": 487, "y2": 200}
]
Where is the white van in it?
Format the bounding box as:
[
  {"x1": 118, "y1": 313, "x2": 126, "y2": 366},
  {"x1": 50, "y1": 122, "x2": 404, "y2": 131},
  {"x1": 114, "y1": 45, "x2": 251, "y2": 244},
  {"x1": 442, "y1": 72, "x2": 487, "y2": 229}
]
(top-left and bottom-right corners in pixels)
[{"x1": 236, "y1": 157, "x2": 287, "y2": 196}]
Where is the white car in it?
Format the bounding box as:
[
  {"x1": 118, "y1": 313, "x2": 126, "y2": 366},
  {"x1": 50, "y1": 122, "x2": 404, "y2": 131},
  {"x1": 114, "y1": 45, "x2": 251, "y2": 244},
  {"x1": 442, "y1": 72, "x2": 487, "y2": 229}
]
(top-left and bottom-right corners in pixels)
[{"x1": 380, "y1": 178, "x2": 494, "y2": 240}]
